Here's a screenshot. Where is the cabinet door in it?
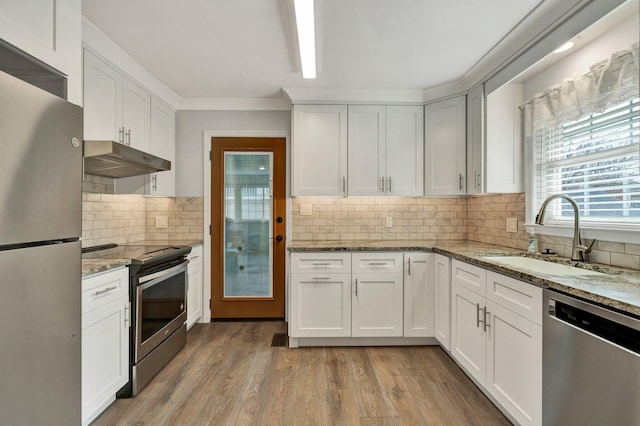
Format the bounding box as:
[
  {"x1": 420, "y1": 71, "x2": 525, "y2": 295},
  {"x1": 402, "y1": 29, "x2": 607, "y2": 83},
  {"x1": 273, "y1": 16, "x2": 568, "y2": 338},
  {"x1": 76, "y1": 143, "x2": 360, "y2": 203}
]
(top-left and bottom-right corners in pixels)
[
  {"x1": 122, "y1": 77, "x2": 151, "y2": 152},
  {"x1": 403, "y1": 252, "x2": 434, "y2": 337},
  {"x1": 466, "y1": 84, "x2": 484, "y2": 194},
  {"x1": 348, "y1": 105, "x2": 386, "y2": 196},
  {"x1": 149, "y1": 98, "x2": 176, "y2": 196},
  {"x1": 486, "y1": 83, "x2": 523, "y2": 193},
  {"x1": 486, "y1": 300, "x2": 542, "y2": 426},
  {"x1": 434, "y1": 254, "x2": 451, "y2": 350},
  {"x1": 385, "y1": 106, "x2": 424, "y2": 196},
  {"x1": 290, "y1": 273, "x2": 351, "y2": 337},
  {"x1": 424, "y1": 97, "x2": 466, "y2": 195},
  {"x1": 451, "y1": 283, "x2": 486, "y2": 385},
  {"x1": 82, "y1": 296, "x2": 129, "y2": 425},
  {"x1": 187, "y1": 246, "x2": 203, "y2": 329},
  {"x1": 83, "y1": 50, "x2": 122, "y2": 141},
  {"x1": 292, "y1": 105, "x2": 348, "y2": 196},
  {"x1": 0, "y1": 0, "x2": 80, "y2": 102},
  {"x1": 352, "y1": 273, "x2": 404, "y2": 337}
]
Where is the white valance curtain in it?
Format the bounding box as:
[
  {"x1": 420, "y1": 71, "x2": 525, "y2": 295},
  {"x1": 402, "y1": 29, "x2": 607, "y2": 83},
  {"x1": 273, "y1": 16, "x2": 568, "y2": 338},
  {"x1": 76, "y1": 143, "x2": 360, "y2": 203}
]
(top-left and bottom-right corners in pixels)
[{"x1": 524, "y1": 42, "x2": 639, "y2": 130}]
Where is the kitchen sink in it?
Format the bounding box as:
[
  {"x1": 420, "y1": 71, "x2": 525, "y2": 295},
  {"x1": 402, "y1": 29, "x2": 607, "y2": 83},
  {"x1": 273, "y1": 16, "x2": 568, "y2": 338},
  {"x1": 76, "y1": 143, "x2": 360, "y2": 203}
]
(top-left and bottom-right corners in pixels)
[{"x1": 482, "y1": 256, "x2": 605, "y2": 276}]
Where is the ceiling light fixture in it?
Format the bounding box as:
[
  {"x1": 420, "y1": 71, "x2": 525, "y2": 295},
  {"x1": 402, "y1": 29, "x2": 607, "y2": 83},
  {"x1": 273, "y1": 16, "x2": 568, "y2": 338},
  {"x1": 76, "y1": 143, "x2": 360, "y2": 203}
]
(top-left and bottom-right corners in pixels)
[
  {"x1": 293, "y1": 0, "x2": 316, "y2": 79},
  {"x1": 553, "y1": 41, "x2": 574, "y2": 53}
]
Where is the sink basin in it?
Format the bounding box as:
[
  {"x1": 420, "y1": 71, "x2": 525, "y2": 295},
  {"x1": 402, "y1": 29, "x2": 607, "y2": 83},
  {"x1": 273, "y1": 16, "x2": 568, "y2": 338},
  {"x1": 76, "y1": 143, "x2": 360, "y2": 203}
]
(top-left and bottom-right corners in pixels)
[{"x1": 482, "y1": 256, "x2": 605, "y2": 276}]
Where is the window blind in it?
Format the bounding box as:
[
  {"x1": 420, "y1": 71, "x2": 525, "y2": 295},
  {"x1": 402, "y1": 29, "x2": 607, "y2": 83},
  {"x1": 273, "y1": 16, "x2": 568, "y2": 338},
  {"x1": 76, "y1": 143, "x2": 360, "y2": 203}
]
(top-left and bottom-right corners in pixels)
[{"x1": 534, "y1": 98, "x2": 640, "y2": 223}]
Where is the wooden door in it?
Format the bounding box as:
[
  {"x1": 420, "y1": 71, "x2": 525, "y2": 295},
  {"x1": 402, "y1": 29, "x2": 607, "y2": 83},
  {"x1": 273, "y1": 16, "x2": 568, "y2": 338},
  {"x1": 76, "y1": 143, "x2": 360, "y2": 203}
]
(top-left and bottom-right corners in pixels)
[{"x1": 210, "y1": 137, "x2": 286, "y2": 319}]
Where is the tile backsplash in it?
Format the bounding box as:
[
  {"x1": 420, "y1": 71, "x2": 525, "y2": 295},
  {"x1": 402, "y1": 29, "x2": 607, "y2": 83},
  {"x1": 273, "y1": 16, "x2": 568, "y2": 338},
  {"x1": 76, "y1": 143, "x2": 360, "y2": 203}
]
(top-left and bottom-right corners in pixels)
[
  {"x1": 82, "y1": 190, "x2": 638, "y2": 270},
  {"x1": 82, "y1": 194, "x2": 204, "y2": 247},
  {"x1": 291, "y1": 196, "x2": 467, "y2": 241},
  {"x1": 292, "y1": 193, "x2": 640, "y2": 270}
]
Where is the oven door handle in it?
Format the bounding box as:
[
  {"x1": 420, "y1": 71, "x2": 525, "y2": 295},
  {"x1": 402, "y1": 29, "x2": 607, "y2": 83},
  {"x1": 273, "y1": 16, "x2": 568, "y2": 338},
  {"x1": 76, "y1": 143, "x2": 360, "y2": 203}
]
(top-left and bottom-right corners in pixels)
[{"x1": 138, "y1": 259, "x2": 190, "y2": 284}]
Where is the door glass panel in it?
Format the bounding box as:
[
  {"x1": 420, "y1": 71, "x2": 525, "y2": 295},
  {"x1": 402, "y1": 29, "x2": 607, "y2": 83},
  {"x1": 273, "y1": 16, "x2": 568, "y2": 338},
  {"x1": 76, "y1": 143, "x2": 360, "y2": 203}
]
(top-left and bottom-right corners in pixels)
[{"x1": 223, "y1": 152, "x2": 273, "y2": 297}]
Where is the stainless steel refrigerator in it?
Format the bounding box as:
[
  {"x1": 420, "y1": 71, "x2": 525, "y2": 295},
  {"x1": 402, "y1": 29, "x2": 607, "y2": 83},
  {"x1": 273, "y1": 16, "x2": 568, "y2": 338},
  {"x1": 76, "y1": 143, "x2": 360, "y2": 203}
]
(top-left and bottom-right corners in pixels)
[{"x1": 0, "y1": 69, "x2": 83, "y2": 424}]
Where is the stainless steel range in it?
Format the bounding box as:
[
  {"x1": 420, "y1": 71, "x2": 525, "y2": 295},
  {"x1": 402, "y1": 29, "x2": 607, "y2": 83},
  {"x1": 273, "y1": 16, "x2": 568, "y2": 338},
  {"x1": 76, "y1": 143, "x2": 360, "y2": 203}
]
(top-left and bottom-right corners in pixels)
[{"x1": 83, "y1": 243, "x2": 192, "y2": 396}]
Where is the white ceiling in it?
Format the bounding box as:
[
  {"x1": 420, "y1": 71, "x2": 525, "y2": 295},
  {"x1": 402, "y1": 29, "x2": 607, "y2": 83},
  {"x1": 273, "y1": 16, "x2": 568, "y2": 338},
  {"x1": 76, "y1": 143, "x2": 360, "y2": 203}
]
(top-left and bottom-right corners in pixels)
[{"x1": 81, "y1": 0, "x2": 547, "y2": 100}]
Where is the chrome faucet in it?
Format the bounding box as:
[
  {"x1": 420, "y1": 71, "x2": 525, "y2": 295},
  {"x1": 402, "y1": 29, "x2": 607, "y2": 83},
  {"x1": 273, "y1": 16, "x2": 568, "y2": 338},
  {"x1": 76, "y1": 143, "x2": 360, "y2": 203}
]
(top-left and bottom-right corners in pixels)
[{"x1": 535, "y1": 194, "x2": 596, "y2": 261}]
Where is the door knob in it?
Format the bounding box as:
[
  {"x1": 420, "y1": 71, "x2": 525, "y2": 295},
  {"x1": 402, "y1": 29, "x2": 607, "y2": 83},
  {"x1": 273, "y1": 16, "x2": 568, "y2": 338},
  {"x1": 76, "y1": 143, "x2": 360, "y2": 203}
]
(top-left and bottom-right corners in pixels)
[
  {"x1": 271, "y1": 235, "x2": 283, "y2": 242},
  {"x1": 276, "y1": 216, "x2": 284, "y2": 223}
]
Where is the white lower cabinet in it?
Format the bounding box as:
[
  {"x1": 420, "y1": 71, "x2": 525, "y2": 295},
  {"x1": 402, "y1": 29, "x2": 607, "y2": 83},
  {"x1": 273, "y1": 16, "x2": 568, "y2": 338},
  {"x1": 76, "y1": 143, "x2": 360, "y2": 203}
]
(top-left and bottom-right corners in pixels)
[
  {"x1": 352, "y1": 253, "x2": 404, "y2": 337},
  {"x1": 82, "y1": 267, "x2": 130, "y2": 426},
  {"x1": 290, "y1": 251, "x2": 432, "y2": 340},
  {"x1": 451, "y1": 282, "x2": 487, "y2": 383},
  {"x1": 290, "y1": 273, "x2": 352, "y2": 337},
  {"x1": 404, "y1": 252, "x2": 434, "y2": 337},
  {"x1": 450, "y1": 259, "x2": 542, "y2": 426},
  {"x1": 187, "y1": 245, "x2": 203, "y2": 329},
  {"x1": 434, "y1": 254, "x2": 451, "y2": 349}
]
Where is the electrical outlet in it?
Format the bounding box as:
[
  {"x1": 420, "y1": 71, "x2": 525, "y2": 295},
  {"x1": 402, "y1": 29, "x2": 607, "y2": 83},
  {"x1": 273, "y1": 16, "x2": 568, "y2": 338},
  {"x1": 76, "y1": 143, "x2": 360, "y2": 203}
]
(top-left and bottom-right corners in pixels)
[
  {"x1": 386, "y1": 217, "x2": 393, "y2": 228},
  {"x1": 300, "y1": 204, "x2": 312, "y2": 216},
  {"x1": 506, "y1": 217, "x2": 518, "y2": 233},
  {"x1": 155, "y1": 215, "x2": 168, "y2": 229}
]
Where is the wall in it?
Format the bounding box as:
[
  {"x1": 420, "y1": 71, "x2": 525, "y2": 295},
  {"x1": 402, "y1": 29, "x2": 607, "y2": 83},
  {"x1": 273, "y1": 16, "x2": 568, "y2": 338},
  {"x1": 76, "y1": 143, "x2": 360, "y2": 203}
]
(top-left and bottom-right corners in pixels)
[
  {"x1": 291, "y1": 197, "x2": 467, "y2": 241},
  {"x1": 523, "y1": 9, "x2": 639, "y2": 99},
  {"x1": 81, "y1": 193, "x2": 204, "y2": 247},
  {"x1": 174, "y1": 110, "x2": 291, "y2": 197},
  {"x1": 291, "y1": 193, "x2": 640, "y2": 270}
]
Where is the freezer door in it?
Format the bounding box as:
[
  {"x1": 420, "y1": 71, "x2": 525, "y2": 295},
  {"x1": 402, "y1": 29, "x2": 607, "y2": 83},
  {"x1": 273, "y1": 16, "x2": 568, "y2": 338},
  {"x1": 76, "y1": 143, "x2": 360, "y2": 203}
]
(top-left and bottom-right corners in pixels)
[
  {"x1": 0, "y1": 242, "x2": 81, "y2": 424},
  {"x1": 0, "y1": 70, "x2": 82, "y2": 245}
]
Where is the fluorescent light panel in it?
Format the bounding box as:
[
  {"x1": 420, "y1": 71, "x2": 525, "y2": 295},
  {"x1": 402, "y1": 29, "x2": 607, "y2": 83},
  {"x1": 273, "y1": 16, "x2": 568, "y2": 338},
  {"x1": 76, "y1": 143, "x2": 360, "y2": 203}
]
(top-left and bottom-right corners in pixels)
[{"x1": 294, "y1": 0, "x2": 316, "y2": 79}]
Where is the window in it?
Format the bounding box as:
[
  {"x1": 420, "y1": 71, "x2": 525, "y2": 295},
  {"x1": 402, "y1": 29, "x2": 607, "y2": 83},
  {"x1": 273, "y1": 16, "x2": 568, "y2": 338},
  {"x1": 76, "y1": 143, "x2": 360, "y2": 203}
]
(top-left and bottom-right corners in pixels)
[{"x1": 534, "y1": 98, "x2": 640, "y2": 225}]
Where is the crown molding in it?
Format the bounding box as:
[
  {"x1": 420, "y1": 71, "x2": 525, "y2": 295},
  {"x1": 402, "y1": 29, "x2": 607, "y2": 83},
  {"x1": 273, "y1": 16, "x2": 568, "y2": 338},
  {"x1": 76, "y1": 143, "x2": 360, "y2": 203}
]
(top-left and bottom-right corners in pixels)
[
  {"x1": 282, "y1": 87, "x2": 423, "y2": 105},
  {"x1": 177, "y1": 97, "x2": 292, "y2": 111}
]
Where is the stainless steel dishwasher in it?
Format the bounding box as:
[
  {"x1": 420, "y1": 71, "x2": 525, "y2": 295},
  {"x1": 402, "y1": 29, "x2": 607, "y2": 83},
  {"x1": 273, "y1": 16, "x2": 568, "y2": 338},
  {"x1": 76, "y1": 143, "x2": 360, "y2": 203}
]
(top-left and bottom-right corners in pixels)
[{"x1": 543, "y1": 289, "x2": 640, "y2": 426}]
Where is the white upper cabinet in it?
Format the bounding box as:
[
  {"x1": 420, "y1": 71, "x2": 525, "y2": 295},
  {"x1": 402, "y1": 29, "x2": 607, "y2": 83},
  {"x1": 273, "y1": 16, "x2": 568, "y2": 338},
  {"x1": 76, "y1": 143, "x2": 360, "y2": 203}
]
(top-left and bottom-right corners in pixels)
[
  {"x1": 293, "y1": 104, "x2": 422, "y2": 197},
  {"x1": 0, "y1": 0, "x2": 82, "y2": 104},
  {"x1": 485, "y1": 83, "x2": 523, "y2": 193},
  {"x1": 348, "y1": 105, "x2": 386, "y2": 195},
  {"x1": 467, "y1": 84, "x2": 485, "y2": 194},
  {"x1": 122, "y1": 78, "x2": 151, "y2": 153},
  {"x1": 424, "y1": 96, "x2": 466, "y2": 195},
  {"x1": 83, "y1": 50, "x2": 122, "y2": 141},
  {"x1": 384, "y1": 106, "x2": 424, "y2": 196},
  {"x1": 292, "y1": 105, "x2": 348, "y2": 196},
  {"x1": 83, "y1": 49, "x2": 150, "y2": 152},
  {"x1": 149, "y1": 98, "x2": 176, "y2": 196}
]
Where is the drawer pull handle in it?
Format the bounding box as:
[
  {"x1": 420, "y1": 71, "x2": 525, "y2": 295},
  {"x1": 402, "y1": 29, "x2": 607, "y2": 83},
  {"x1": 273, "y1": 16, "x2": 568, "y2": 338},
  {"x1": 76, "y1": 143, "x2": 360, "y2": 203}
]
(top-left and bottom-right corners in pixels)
[
  {"x1": 355, "y1": 278, "x2": 358, "y2": 296},
  {"x1": 476, "y1": 303, "x2": 483, "y2": 328},
  {"x1": 312, "y1": 262, "x2": 330, "y2": 267},
  {"x1": 189, "y1": 255, "x2": 200, "y2": 260},
  {"x1": 368, "y1": 262, "x2": 387, "y2": 266},
  {"x1": 483, "y1": 307, "x2": 490, "y2": 332},
  {"x1": 93, "y1": 286, "x2": 117, "y2": 297},
  {"x1": 313, "y1": 277, "x2": 330, "y2": 281}
]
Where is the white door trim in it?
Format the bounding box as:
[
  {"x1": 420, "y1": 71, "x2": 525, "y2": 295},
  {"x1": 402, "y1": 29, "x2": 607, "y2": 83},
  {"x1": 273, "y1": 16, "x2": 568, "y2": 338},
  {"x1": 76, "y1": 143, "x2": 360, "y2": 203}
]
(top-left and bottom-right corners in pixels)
[{"x1": 202, "y1": 130, "x2": 291, "y2": 322}]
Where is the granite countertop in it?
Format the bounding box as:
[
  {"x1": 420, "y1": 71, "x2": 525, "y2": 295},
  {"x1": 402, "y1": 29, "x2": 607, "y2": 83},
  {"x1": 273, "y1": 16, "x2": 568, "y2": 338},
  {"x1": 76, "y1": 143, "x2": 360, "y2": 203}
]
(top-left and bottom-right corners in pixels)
[
  {"x1": 82, "y1": 259, "x2": 131, "y2": 277},
  {"x1": 289, "y1": 240, "x2": 640, "y2": 317},
  {"x1": 81, "y1": 239, "x2": 203, "y2": 277},
  {"x1": 287, "y1": 239, "x2": 441, "y2": 251}
]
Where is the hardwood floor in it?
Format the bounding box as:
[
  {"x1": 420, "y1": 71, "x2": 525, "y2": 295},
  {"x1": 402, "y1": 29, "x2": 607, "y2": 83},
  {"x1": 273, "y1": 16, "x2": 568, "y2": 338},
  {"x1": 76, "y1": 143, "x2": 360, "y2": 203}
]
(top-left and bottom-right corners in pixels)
[{"x1": 93, "y1": 322, "x2": 510, "y2": 425}]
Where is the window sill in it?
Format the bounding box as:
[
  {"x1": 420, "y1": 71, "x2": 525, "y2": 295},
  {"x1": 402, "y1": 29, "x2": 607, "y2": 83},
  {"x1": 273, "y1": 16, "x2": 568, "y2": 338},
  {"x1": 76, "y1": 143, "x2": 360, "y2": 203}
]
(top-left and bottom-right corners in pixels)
[{"x1": 524, "y1": 223, "x2": 640, "y2": 245}]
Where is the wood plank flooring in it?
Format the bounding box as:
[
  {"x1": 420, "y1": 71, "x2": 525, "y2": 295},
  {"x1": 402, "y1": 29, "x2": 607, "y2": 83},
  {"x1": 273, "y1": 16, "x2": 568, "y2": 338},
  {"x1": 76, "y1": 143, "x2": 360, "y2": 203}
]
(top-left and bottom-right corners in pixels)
[{"x1": 93, "y1": 322, "x2": 510, "y2": 426}]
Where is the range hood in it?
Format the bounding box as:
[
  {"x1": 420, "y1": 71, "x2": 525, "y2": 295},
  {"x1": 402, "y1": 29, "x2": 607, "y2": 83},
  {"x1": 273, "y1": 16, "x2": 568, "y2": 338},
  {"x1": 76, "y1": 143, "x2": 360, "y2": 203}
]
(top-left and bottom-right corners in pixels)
[{"x1": 83, "y1": 140, "x2": 170, "y2": 178}]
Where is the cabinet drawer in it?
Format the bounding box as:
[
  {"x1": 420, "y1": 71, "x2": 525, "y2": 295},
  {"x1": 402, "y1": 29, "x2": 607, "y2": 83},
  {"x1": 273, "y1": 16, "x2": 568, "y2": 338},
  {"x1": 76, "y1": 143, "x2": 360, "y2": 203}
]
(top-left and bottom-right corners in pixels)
[
  {"x1": 82, "y1": 267, "x2": 129, "y2": 315},
  {"x1": 486, "y1": 271, "x2": 543, "y2": 325},
  {"x1": 352, "y1": 252, "x2": 403, "y2": 274},
  {"x1": 451, "y1": 259, "x2": 486, "y2": 296},
  {"x1": 290, "y1": 252, "x2": 351, "y2": 274}
]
